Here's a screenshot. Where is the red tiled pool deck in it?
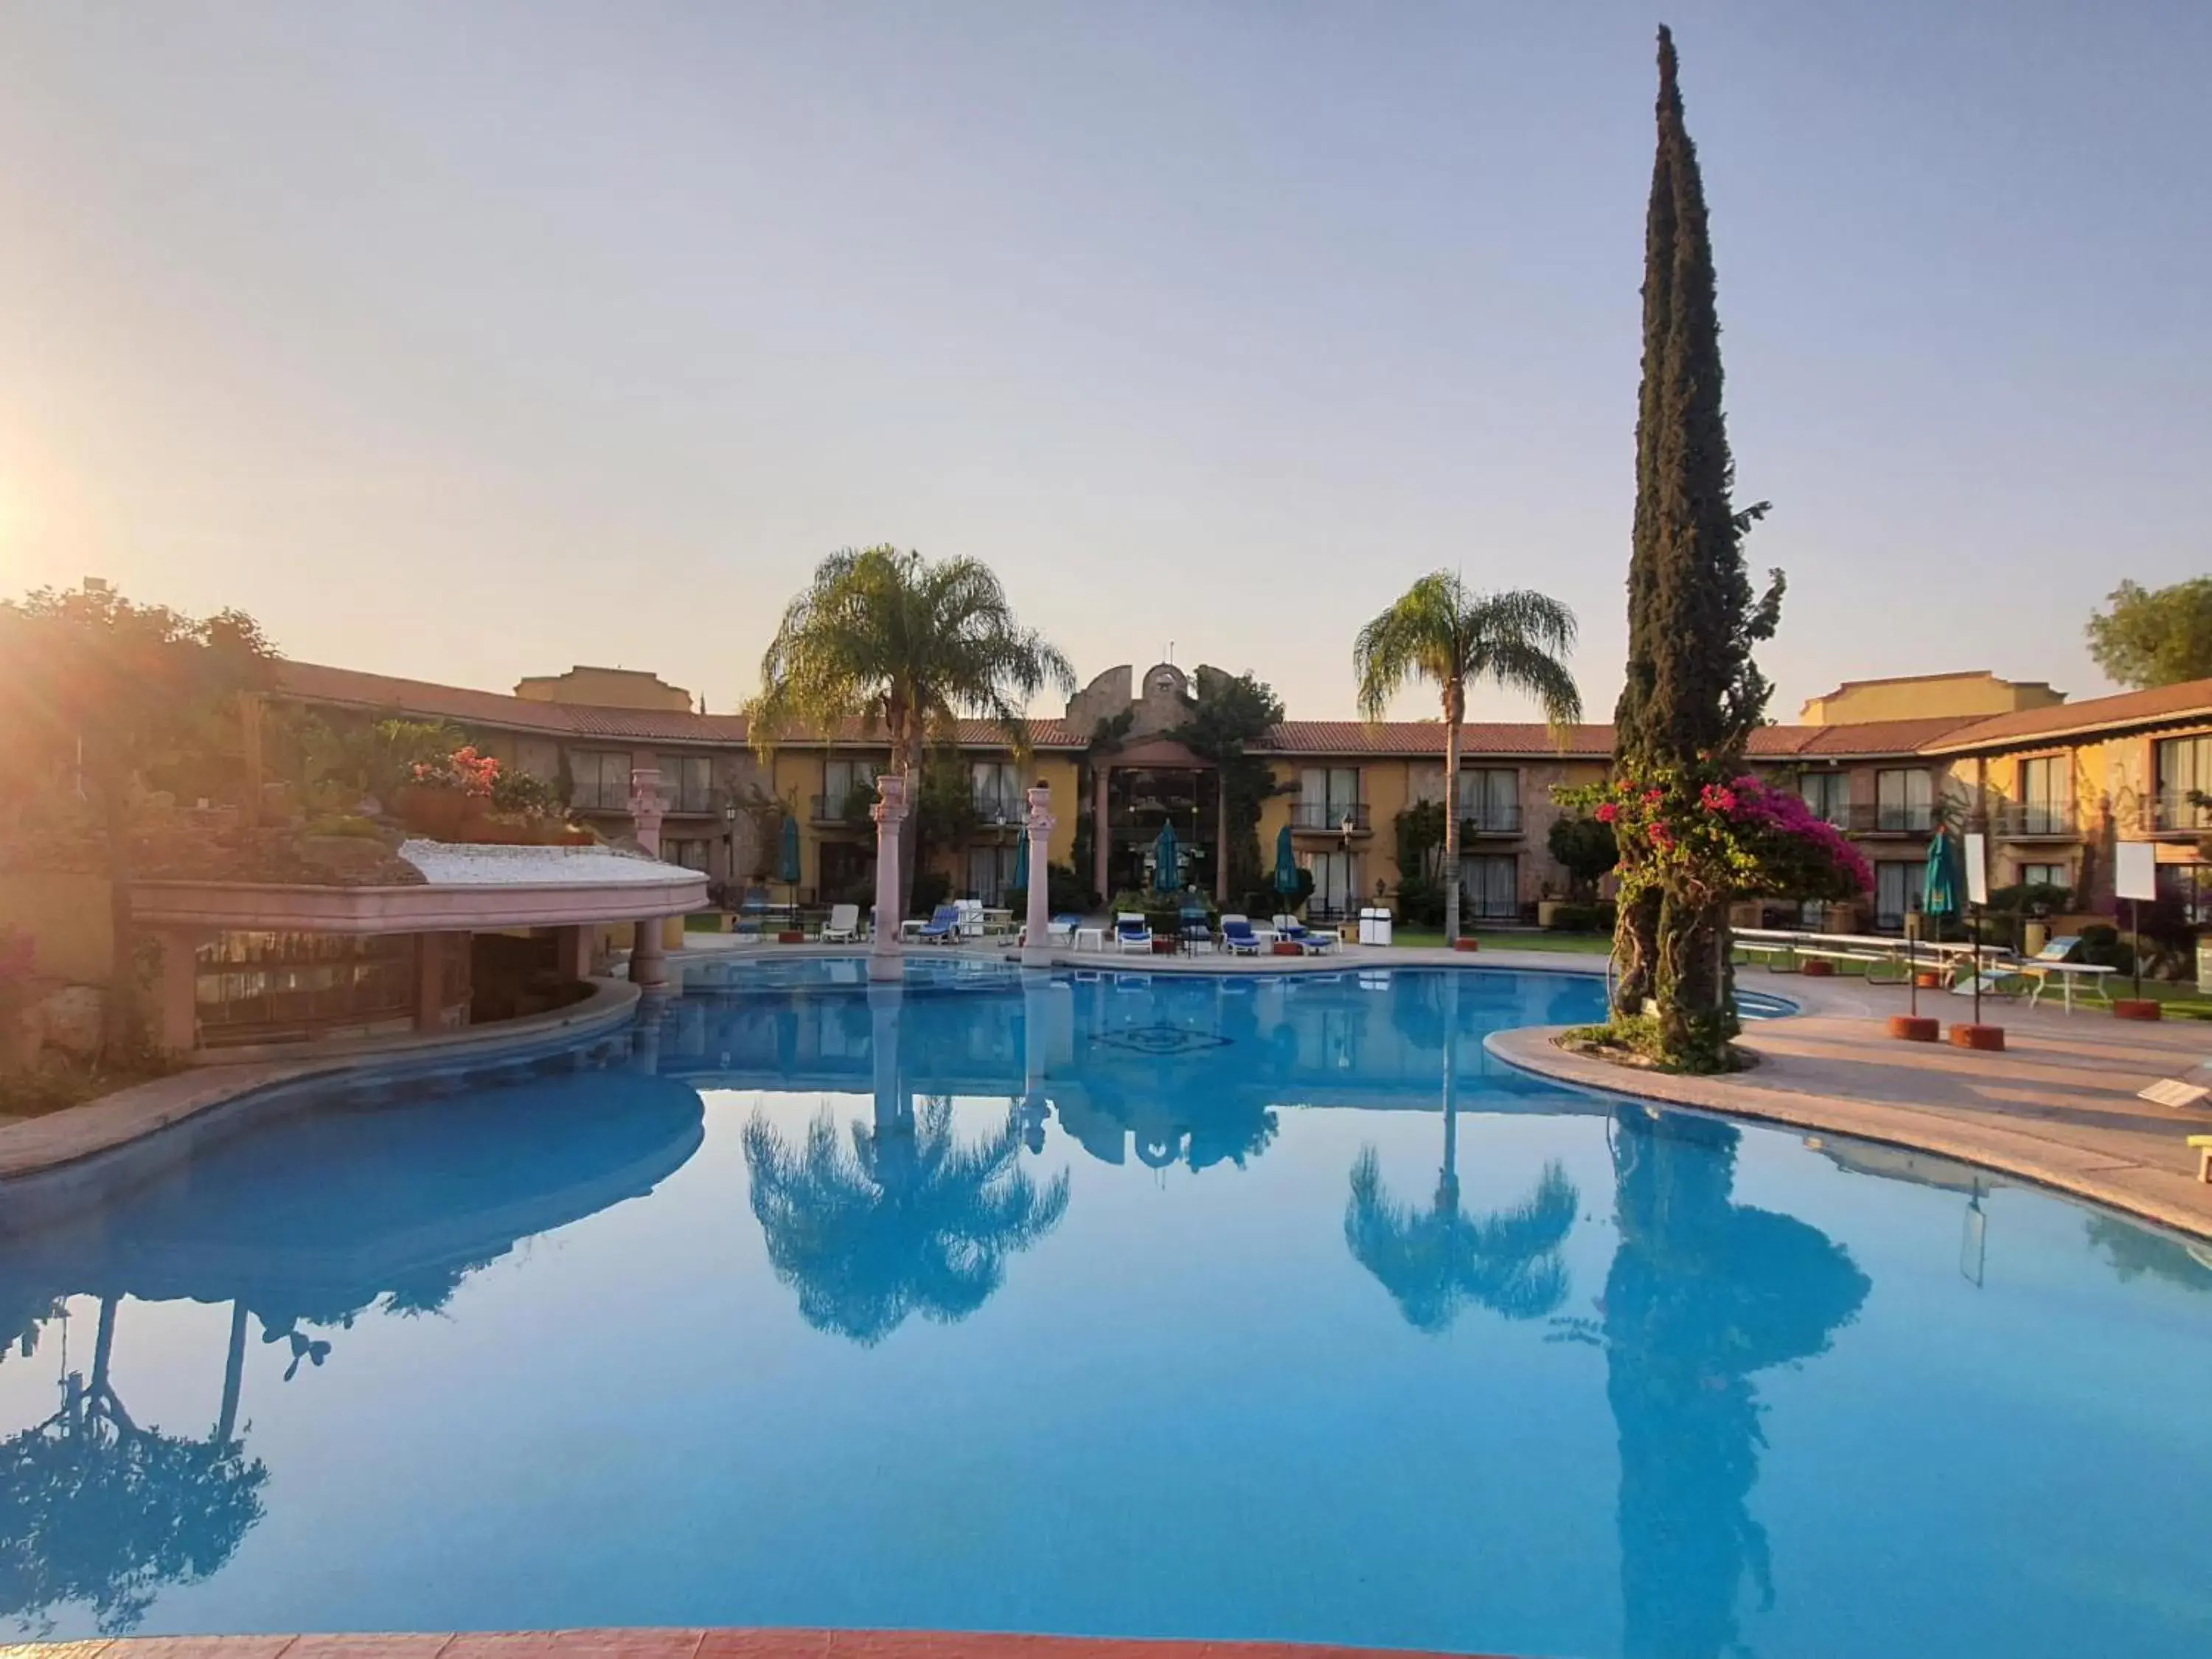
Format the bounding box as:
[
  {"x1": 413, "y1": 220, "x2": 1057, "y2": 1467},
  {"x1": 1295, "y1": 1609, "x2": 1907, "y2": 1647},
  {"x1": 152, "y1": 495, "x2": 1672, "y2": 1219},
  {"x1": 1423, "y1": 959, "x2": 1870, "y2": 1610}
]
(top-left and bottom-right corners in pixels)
[{"x1": 2, "y1": 1638, "x2": 1503, "y2": 1659}]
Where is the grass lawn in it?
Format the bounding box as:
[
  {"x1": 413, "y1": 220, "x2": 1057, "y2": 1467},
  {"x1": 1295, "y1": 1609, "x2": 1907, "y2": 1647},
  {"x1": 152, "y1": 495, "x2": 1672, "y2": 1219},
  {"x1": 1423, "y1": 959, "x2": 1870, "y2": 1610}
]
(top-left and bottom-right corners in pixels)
[
  {"x1": 684, "y1": 911, "x2": 728, "y2": 932},
  {"x1": 1391, "y1": 929, "x2": 1613, "y2": 954}
]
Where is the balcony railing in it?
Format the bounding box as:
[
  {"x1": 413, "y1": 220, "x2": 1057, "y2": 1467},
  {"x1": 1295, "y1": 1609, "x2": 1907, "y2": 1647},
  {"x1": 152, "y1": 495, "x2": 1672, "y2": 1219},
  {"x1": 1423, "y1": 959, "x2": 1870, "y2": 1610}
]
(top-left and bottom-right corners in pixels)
[
  {"x1": 2144, "y1": 795, "x2": 2212, "y2": 835},
  {"x1": 1291, "y1": 801, "x2": 1371, "y2": 832},
  {"x1": 1846, "y1": 804, "x2": 1936, "y2": 835},
  {"x1": 1992, "y1": 803, "x2": 2079, "y2": 839},
  {"x1": 810, "y1": 793, "x2": 873, "y2": 826},
  {"x1": 1458, "y1": 804, "x2": 1524, "y2": 837}
]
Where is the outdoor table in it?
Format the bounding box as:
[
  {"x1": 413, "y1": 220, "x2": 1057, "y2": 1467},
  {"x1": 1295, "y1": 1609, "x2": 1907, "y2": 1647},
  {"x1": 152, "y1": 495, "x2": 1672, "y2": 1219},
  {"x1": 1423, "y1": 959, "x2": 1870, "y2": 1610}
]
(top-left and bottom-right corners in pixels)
[
  {"x1": 1074, "y1": 926, "x2": 1105, "y2": 953},
  {"x1": 2020, "y1": 960, "x2": 2119, "y2": 1012}
]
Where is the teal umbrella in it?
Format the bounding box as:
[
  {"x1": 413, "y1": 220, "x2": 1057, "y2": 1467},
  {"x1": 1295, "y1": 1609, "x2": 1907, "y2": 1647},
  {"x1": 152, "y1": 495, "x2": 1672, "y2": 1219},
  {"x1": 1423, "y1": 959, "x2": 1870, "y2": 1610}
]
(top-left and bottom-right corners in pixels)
[
  {"x1": 1922, "y1": 828, "x2": 1961, "y2": 920},
  {"x1": 1273, "y1": 824, "x2": 1299, "y2": 904},
  {"x1": 1012, "y1": 826, "x2": 1030, "y2": 894},
  {"x1": 1152, "y1": 819, "x2": 1181, "y2": 894},
  {"x1": 778, "y1": 813, "x2": 802, "y2": 884},
  {"x1": 1913, "y1": 828, "x2": 1964, "y2": 1017}
]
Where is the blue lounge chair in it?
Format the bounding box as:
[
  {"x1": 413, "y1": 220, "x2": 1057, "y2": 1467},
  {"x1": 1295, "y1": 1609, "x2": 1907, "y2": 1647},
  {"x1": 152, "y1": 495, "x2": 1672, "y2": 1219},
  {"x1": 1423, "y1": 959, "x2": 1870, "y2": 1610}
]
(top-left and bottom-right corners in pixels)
[
  {"x1": 1221, "y1": 915, "x2": 1263, "y2": 956},
  {"x1": 1279, "y1": 918, "x2": 1338, "y2": 956},
  {"x1": 915, "y1": 904, "x2": 961, "y2": 944},
  {"x1": 1114, "y1": 914, "x2": 1154, "y2": 953}
]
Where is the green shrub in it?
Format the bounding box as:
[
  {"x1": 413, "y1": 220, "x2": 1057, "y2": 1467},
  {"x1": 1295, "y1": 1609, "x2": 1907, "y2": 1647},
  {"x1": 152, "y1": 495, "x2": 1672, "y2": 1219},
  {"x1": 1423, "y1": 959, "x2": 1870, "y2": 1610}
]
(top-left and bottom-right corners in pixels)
[
  {"x1": 1394, "y1": 874, "x2": 1446, "y2": 928},
  {"x1": 1007, "y1": 863, "x2": 1090, "y2": 917},
  {"x1": 2077, "y1": 923, "x2": 2135, "y2": 975},
  {"x1": 303, "y1": 814, "x2": 386, "y2": 841},
  {"x1": 1545, "y1": 900, "x2": 1618, "y2": 933},
  {"x1": 491, "y1": 768, "x2": 567, "y2": 818}
]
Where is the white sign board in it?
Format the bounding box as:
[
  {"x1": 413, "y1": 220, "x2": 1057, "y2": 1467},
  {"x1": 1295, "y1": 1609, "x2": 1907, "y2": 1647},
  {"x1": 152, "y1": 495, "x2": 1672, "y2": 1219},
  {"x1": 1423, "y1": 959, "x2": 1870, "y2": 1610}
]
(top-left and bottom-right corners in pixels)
[
  {"x1": 2115, "y1": 839, "x2": 2158, "y2": 903},
  {"x1": 1963, "y1": 832, "x2": 1989, "y2": 907}
]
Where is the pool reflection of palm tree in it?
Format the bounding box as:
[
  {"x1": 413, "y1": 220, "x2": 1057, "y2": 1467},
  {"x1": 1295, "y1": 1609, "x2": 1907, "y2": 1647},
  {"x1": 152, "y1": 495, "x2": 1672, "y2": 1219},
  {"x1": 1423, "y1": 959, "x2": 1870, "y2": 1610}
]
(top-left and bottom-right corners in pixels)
[
  {"x1": 0, "y1": 1295, "x2": 269, "y2": 1636},
  {"x1": 744, "y1": 1096, "x2": 1071, "y2": 1346},
  {"x1": 1603, "y1": 1107, "x2": 1870, "y2": 1659},
  {"x1": 1349, "y1": 972, "x2": 1579, "y2": 1330}
]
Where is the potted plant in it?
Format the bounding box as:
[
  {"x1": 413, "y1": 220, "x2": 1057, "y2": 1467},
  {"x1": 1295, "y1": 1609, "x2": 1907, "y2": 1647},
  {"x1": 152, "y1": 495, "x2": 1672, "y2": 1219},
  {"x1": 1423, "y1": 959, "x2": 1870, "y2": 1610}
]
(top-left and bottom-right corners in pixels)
[{"x1": 397, "y1": 745, "x2": 500, "y2": 839}]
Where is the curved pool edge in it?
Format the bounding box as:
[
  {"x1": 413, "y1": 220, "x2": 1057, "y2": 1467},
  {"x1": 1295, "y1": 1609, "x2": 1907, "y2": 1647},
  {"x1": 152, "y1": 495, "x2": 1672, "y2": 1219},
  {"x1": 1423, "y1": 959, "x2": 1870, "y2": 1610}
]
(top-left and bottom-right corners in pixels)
[
  {"x1": 0, "y1": 976, "x2": 644, "y2": 1198},
  {"x1": 1485, "y1": 1023, "x2": 2212, "y2": 1244}
]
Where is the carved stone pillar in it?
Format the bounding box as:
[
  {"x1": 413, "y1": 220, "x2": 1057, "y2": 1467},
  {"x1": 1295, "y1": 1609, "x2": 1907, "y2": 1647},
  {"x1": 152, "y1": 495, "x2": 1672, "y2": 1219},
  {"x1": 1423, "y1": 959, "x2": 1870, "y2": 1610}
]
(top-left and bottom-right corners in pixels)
[
  {"x1": 1021, "y1": 784, "x2": 1057, "y2": 967},
  {"x1": 629, "y1": 767, "x2": 668, "y2": 990},
  {"x1": 869, "y1": 773, "x2": 909, "y2": 982}
]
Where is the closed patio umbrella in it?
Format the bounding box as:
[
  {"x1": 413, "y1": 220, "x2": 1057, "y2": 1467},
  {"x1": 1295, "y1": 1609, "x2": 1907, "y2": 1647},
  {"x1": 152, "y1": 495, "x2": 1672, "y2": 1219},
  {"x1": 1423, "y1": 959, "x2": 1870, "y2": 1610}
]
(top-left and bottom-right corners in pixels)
[
  {"x1": 779, "y1": 813, "x2": 802, "y2": 915},
  {"x1": 1914, "y1": 827, "x2": 1964, "y2": 1017},
  {"x1": 1153, "y1": 818, "x2": 1181, "y2": 893},
  {"x1": 1273, "y1": 823, "x2": 1299, "y2": 913},
  {"x1": 1012, "y1": 822, "x2": 1030, "y2": 894}
]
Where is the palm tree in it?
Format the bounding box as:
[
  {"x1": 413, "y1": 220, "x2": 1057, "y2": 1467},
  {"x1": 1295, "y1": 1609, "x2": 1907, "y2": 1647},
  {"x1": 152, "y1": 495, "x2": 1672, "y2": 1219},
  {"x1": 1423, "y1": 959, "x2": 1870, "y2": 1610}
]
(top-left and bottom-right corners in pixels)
[
  {"x1": 746, "y1": 547, "x2": 1075, "y2": 917},
  {"x1": 742, "y1": 1096, "x2": 1071, "y2": 1346},
  {"x1": 1353, "y1": 575, "x2": 1582, "y2": 944},
  {"x1": 1346, "y1": 974, "x2": 1579, "y2": 1331}
]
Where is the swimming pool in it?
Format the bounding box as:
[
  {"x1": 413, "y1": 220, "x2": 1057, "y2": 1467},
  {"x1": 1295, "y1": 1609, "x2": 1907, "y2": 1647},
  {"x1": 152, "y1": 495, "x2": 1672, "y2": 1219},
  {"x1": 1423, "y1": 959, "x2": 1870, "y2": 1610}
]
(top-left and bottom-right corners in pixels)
[{"x1": 1, "y1": 962, "x2": 2206, "y2": 1656}]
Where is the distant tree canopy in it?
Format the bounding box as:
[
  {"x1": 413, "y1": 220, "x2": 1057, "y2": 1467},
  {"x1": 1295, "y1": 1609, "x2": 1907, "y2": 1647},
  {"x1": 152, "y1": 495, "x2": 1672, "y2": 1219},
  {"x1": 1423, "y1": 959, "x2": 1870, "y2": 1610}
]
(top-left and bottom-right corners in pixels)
[
  {"x1": 2085, "y1": 578, "x2": 2212, "y2": 689},
  {"x1": 1171, "y1": 668, "x2": 1287, "y2": 894}
]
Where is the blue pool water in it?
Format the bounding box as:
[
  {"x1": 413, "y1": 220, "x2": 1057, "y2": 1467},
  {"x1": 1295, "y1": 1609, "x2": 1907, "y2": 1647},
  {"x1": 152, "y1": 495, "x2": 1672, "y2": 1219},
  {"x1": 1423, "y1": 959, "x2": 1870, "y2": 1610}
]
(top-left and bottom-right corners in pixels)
[{"x1": 1, "y1": 963, "x2": 2208, "y2": 1657}]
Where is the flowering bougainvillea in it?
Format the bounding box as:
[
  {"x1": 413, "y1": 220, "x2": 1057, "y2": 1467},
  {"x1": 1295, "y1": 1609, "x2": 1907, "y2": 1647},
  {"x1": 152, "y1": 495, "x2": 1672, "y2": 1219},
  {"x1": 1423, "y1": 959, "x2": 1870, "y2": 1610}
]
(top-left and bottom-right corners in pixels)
[
  {"x1": 411, "y1": 745, "x2": 501, "y2": 796},
  {"x1": 1559, "y1": 762, "x2": 1871, "y2": 908}
]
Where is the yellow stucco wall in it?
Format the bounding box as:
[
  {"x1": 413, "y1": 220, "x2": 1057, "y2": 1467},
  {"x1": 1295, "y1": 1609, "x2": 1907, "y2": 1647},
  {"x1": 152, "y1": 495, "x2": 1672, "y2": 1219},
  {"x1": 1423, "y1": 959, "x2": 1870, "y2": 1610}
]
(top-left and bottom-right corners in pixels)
[
  {"x1": 514, "y1": 667, "x2": 694, "y2": 711},
  {"x1": 1799, "y1": 672, "x2": 2063, "y2": 725}
]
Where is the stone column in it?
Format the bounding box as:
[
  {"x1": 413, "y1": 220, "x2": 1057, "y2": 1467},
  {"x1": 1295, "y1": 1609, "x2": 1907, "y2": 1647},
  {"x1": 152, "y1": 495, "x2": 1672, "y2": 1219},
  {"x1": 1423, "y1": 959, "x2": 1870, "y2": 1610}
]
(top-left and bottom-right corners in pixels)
[
  {"x1": 1091, "y1": 764, "x2": 1111, "y2": 902},
  {"x1": 1018, "y1": 967, "x2": 1054, "y2": 1152},
  {"x1": 869, "y1": 978, "x2": 906, "y2": 1133},
  {"x1": 868, "y1": 772, "x2": 909, "y2": 982},
  {"x1": 1020, "y1": 784, "x2": 1057, "y2": 967},
  {"x1": 628, "y1": 767, "x2": 669, "y2": 990},
  {"x1": 150, "y1": 926, "x2": 201, "y2": 1055}
]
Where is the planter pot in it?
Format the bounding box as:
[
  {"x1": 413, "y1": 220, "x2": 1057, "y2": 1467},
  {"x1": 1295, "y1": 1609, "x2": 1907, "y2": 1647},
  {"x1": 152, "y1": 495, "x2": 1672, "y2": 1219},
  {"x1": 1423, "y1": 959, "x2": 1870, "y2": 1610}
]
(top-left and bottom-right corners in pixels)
[
  {"x1": 2112, "y1": 998, "x2": 2163, "y2": 1021},
  {"x1": 1823, "y1": 903, "x2": 1863, "y2": 935},
  {"x1": 1914, "y1": 971, "x2": 1944, "y2": 990},
  {"x1": 1801, "y1": 959, "x2": 1836, "y2": 978},
  {"x1": 777, "y1": 930, "x2": 805, "y2": 945},
  {"x1": 1151, "y1": 937, "x2": 1178, "y2": 956},
  {"x1": 1536, "y1": 901, "x2": 1565, "y2": 929},
  {"x1": 1888, "y1": 1015, "x2": 1939, "y2": 1043},
  {"x1": 1949, "y1": 1023, "x2": 2006, "y2": 1051},
  {"x1": 1454, "y1": 938, "x2": 1481, "y2": 953},
  {"x1": 1271, "y1": 942, "x2": 1303, "y2": 956},
  {"x1": 395, "y1": 785, "x2": 467, "y2": 841}
]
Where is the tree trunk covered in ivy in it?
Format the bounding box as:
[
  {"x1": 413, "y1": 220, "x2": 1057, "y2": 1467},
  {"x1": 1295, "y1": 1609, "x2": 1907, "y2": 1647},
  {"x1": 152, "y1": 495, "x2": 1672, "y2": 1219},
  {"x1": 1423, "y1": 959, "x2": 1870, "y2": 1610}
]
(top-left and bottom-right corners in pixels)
[{"x1": 1610, "y1": 27, "x2": 1782, "y2": 1066}]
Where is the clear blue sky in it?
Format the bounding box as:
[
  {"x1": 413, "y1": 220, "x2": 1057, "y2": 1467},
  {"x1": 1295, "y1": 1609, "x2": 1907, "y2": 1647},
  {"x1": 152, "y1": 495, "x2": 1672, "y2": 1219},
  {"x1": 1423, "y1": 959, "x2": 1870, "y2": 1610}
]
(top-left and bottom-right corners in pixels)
[{"x1": 2, "y1": 1, "x2": 2206, "y2": 723}]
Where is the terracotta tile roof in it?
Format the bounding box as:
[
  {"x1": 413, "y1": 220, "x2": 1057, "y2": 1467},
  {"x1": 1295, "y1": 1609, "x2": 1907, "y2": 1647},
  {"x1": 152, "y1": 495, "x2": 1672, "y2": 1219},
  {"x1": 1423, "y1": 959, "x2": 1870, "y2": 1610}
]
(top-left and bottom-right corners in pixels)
[
  {"x1": 272, "y1": 661, "x2": 1088, "y2": 751},
  {"x1": 1759, "y1": 717, "x2": 1986, "y2": 759},
  {"x1": 1918, "y1": 677, "x2": 2212, "y2": 753},
  {"x1": 1254, "y1": 721, "x2": 1621, "y2": 757}
]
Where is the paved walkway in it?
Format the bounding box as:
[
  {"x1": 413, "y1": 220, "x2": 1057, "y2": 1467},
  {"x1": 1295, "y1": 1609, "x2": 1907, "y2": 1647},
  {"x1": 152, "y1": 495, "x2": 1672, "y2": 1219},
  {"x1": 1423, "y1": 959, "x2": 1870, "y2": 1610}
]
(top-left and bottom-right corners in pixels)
[
  {"x1": 8, "y1": 1633, "x2": 1499, "y2": 1659},
  {"x1": 1488, "y1": 964, "x2": 2212, "y2": 1240}
]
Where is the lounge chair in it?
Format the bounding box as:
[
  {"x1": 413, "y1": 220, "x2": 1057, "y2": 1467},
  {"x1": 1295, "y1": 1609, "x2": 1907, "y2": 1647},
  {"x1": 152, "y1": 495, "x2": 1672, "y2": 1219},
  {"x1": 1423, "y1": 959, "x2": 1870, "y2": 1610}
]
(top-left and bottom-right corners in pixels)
[
  {"x1": 1221, "y1": 915, "x2": 1263, "y2": 956},
  {"x1": 818, "y1": 902, "x2": 861, "y2": 944},
  {"x1": 1276, "y1": 917, "x2": 1338, "y2": 955},
  {"x1": 1179, "y1": 904, "x2": 1216, "y2": 954},
  {"x1": 1114, "y1": 913, "x2": 1154, "y2": 953},
  {"x1": 957, "y1": 899, "x2": 987, "y2": 940},
  {"x1": 915, "y1": 904, "x2": 961, "y2": 945}
]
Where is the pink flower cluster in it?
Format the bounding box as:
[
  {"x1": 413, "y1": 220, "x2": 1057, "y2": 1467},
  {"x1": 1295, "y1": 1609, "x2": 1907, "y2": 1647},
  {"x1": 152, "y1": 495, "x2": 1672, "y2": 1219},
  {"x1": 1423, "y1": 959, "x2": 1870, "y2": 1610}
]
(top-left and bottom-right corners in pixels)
[
  {"x1": 412, "y1": 745, "x2": 502, "y2": 797},
  {"x1": 1716, "y1": 773, "x2": 1875, "y2": 894}
]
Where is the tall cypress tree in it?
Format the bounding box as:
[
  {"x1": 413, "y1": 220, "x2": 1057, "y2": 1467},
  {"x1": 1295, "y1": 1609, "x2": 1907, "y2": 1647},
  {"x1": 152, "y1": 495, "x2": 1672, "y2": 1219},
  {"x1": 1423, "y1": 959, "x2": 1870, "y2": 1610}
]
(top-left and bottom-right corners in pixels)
[{"x1": 1610, "y1": 27, "x2": 1782, "y2": 1060}]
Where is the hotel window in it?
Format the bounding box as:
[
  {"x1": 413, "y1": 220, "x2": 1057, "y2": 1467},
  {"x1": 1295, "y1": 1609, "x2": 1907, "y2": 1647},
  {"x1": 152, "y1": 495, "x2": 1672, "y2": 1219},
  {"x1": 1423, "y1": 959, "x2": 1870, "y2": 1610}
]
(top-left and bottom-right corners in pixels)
[
  {"x1": 1458, "y1": 768, "x2": 1521, "y2": 833},
  {"x1": 2016, "y1": 757, "x2": 2067, "y2": 835},
  {"x1": 664, "y1": 838, "x2": 712, "y2": 872},
  {"x1": 1874, "y1": 768, "x2": 1933, "y2": 832},
  {"x1": 1460, "y1": 853, "x2": 1520, "y2": 920},
  {"x1": 967, "y1": 844, "x2": 1022, "y2": 905},
  {"x1": 2019, "y1": 861, "x2": 2069, "y2": 894},
  {"x1": 2153, "y1": 736, "x2": 2212, "y2": 830},
  {"x1": 971, "y1": 761, "x2": 1023, "y2": 820},
  {"x1": 1874, "y1": 861, "x2": 1922, "y2": 930},
  {"x1": 1299, "y1": 767, "x2": 1363, "y2": 830},
  {"x1": 1799, "y1": 771, "x2": 1849, "y2": 827},
  {"x1": 571, "y1": 750, "x2": 632, "y2": 811},
  {"x1": 1304, "y1": 848, "x2": 1363, "y2": 918},
  {"x1": 822, "y1": 759, "x2": 876, "y2": 819},
  {"x1": 669, "y1": 755, "x2": 714, "y2": 813}
]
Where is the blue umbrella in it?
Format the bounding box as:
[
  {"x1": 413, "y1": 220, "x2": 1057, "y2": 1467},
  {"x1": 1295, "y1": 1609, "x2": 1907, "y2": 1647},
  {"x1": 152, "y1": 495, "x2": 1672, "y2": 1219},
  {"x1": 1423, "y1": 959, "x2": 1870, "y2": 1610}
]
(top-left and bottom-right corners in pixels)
[
  {"x1": 778, "y1": 813, "x2": 802, "y2": 885},
  {"x1": 1152, "y1": 818, "x2": 1181, "y2": 894},
  {"x1": 1273, "y1": 824, "x2": 1299, "y2": 903},
  {"x1": 1922, "y1": 828, "x2": 1961, "y2": 921}
]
